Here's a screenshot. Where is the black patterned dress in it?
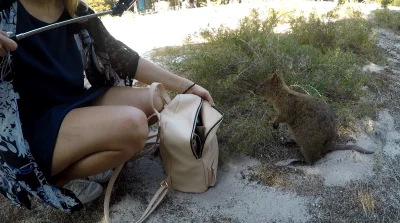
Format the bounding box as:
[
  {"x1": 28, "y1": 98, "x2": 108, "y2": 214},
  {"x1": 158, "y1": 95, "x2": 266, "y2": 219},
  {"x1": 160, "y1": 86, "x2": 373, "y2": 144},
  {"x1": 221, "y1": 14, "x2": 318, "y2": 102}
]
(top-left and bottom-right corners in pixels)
[
  {"x1": 0, "y1": 0, "x2": 140, "y2": 213},
  {"x1": 12, "y1": 1, "x2": 111, "y2": 180}
]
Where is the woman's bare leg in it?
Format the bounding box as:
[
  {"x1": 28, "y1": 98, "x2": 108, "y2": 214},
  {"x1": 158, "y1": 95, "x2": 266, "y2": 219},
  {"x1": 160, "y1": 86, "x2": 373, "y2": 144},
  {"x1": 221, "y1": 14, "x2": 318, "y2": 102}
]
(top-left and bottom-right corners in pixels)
[
  {"x1": 51, "y1": 105, "x2": 148, "y2": 186},
  {"x1": 51, "y1": 86, "x2": 164, "y2": 186},
  {"x1": 92, "y1": 86, "x2": 164, "y2": 123}
]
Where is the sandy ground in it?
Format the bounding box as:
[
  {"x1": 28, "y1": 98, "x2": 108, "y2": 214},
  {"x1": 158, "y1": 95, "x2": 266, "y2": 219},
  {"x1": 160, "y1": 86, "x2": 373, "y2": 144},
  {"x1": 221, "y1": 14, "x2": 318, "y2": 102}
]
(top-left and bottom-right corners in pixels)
[
  {"x1": 1, "y1": 1, "x2": 400, "y2": 223},
  {"x1": 107, "y1": 155, "x2": 312, "y2": 222}
]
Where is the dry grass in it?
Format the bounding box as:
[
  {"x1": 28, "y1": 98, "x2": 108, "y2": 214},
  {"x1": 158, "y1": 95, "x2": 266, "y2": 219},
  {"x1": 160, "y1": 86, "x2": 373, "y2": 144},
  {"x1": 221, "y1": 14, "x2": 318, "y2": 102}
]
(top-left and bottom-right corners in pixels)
[
  {"x1": 247, "y1": 163, "x2": 301, "y2": 188},
  {"x1": 0, "y1": 164, "x2": 149, "y2": 223},
  {"x1": 357, "y1": 187, "x2": 376, "y2": 214},
  {"x1": 240, "y1": 154, "x2": 400, "y2": 222},
  {"x1": 0, "y1": 195, "x2": 105, "y2": 223}
]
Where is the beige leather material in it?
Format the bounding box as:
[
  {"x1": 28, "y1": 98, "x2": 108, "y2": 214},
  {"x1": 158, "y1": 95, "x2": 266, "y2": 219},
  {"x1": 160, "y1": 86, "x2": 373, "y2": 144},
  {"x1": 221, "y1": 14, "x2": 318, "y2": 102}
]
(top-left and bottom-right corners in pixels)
[
  {"x1": 151, "y1": 82, "x2": 223, "y2": 193},
  {"x1": 103, "y1": 82, "x2": 223, "y2": 223}
]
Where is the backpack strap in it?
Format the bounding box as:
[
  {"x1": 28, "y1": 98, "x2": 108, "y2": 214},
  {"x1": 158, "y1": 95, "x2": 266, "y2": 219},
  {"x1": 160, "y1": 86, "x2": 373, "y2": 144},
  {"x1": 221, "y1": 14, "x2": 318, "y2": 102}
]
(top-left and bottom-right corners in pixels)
[
  {"x1": 103, "y1": 126, "x2": 168, "y2": 223},
  {"x1": 135, "y1": 180, "x2": 169, "y2": 223},
  {"x1": 103, "y1": 84, "x2": 172, "y2": 223},
  {"x1": 149, "y1": 82, "x2": 171, "y2": 120}
]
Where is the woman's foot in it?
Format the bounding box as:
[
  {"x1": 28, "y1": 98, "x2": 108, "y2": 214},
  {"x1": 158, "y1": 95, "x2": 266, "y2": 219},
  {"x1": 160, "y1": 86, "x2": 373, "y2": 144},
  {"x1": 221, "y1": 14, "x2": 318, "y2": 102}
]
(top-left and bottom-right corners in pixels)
[
  {"x1": 63, "y1": 179, "x2": 103, "y2": 204},
  {"x1": 88, "y1": 169, "x2": 113, "y2": 183}
]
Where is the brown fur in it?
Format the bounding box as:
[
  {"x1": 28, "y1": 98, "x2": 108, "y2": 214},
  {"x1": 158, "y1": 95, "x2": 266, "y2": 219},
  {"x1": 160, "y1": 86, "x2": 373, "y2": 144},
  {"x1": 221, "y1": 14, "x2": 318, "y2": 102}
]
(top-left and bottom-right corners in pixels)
[{"x1": 254, "y1": 72, "x2": 374, "y2": 164}]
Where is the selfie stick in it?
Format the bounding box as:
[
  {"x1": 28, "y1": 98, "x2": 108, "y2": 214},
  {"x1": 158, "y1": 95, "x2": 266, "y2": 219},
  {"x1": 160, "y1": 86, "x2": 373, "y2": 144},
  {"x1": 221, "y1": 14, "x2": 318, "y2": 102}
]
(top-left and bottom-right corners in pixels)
[{"x1": 6, "y1": 0, "x2": 136, "y2": 41}]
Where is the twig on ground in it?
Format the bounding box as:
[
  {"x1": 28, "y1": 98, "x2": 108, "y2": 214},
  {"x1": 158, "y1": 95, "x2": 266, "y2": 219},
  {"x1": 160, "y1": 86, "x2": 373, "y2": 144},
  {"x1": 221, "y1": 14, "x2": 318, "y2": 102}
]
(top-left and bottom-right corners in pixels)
[{"x1": 290, "y1": 84, "x2": 327, "y2": 104}]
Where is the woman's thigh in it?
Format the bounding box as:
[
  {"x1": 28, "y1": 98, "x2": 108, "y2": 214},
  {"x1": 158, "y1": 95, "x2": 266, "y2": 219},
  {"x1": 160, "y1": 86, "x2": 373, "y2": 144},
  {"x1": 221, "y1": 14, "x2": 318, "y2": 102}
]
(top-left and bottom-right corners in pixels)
[
  {"x1": 91, "y1": 86, "x2": 164, "y2": 116},
  {"x1": 51, "y1": 105, "x2": 148, "y2": 177},
  {"x1": 51, "y1": 86, "x2": 161, "y2": 177}
]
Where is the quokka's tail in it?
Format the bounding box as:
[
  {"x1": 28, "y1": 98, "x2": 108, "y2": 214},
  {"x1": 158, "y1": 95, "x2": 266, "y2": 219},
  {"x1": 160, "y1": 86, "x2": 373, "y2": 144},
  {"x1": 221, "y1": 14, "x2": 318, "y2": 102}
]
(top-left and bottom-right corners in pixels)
[{"x1": 332, "y1": 144, "x2": 375, "y2": 154}]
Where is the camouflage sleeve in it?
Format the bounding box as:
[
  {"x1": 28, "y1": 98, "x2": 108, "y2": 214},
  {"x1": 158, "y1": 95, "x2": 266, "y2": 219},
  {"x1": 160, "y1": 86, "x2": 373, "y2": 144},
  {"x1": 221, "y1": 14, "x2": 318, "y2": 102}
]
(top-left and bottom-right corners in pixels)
[{"x1": 77, "y1": 3, "x2": 140, "y2": 85}]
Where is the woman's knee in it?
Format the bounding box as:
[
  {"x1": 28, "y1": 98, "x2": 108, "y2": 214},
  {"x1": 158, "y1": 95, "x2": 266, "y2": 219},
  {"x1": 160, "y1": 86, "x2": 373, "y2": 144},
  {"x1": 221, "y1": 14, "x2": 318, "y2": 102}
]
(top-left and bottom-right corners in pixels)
[{"x1": 117, "y1": 107, "x2": 149, "y2": 156}]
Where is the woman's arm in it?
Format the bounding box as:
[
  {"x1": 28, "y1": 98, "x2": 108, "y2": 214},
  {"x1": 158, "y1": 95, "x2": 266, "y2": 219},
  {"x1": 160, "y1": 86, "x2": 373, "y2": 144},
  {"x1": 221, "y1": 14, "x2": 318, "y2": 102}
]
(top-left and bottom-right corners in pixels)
[
  {"x1": 135, "y1": 57, "x2": 214, "y2": 104},
  {"x1": 135, "y1": 57, "x2": 194, "y2": 93},
  {"x1": 78, "y1": 3, "x2": 214, "y2": 104},
  {"x1": 76, "y1": 3, "x2": 139, "y2": 86},
  {"x1": 84, "y1": 15, "x2": 190, "y2": 93}
]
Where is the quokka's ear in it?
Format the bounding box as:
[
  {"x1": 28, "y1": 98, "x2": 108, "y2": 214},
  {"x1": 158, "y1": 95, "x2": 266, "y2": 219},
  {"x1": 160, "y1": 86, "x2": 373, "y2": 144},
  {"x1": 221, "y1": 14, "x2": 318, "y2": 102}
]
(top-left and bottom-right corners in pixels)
[{"x1": 272, "y1": 72, "x2": 282, "y2": 83}]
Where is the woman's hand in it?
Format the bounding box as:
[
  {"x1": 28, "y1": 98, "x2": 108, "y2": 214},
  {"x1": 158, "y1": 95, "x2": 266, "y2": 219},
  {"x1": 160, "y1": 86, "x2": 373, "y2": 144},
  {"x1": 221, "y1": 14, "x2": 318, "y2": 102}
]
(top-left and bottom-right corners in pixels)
[
  {"x1": 0, "y1": 31, "x2": 18, "y2": 57},
  {"x1": 184, "y1": 84, "x2": 214, "y2": 106},
  {"x1": 134, "y1": 58, "x2": 215, "y2": 105}
]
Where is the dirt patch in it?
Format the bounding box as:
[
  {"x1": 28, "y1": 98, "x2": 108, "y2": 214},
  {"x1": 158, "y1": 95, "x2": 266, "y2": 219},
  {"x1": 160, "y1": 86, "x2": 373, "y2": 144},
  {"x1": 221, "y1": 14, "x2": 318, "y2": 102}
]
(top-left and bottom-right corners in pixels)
[{"x1": 107, "y1": 155, "x2": 313, "y2": 223}]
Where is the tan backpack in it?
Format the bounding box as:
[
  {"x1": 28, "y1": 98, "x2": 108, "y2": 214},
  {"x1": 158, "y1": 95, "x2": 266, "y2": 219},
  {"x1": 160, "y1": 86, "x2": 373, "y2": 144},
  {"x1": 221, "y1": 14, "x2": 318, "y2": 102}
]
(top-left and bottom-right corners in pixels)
[{"x1": 104, "y1": 82, "x2": 224, "y2": 222}]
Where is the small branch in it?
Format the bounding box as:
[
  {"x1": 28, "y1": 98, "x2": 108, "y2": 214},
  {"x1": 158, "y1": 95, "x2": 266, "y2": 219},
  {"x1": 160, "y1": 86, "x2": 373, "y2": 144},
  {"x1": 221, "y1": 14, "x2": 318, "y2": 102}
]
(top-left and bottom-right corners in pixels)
[
  {"x1": 290, "y1": 84, "x2": 327, "y2": 104},
  {"x1": 238, "y1": 64, "x2": 253, "y2": 76}
]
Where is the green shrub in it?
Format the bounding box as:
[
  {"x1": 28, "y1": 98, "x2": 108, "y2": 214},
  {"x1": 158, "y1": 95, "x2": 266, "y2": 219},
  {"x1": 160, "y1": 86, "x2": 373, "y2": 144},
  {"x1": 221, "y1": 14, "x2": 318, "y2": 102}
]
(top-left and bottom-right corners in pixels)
[
  {"x1": 289, "y1": 8, "x2": 382, "y2": 63},
  {"x1": 151, "y1": 8, "x2": 380, "y2": 163},
  {"x1": 374, "y1": 0, "x2": 400, "y2": 7},
  {"x1": 381, "y1": 0, "x2": 394, "y2": 7},
  {"x1": 372, "y1": 9, "x2": 400, "y2": 31},
  {"x1": 85, "y1": 0, "x2": 115, "y2": 12}
]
